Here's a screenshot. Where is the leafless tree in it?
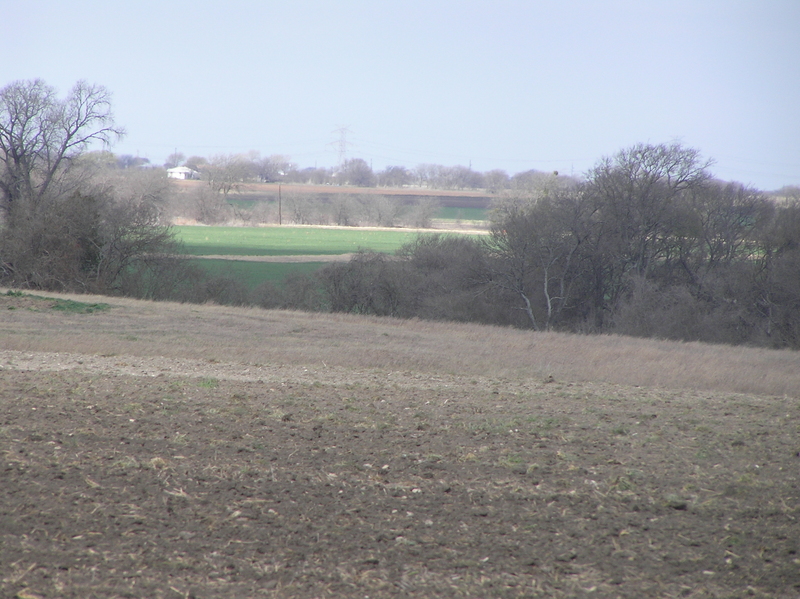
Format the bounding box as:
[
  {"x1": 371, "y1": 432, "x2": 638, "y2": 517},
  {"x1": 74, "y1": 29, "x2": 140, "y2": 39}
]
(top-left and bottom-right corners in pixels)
[
  {"x1": 204, "y1": 153, "x2": 253, "y2": 200},
  {"x1": 0, "y1": 79, "x2": 186, "y2": 295},
  {"x1": 482, "y1": 175, "x2": 593, "y2": 330},
  {"x1": 255, "y1": 154, "x2": 295, "y2": 182},
  {"x1": 484, "y1": 169, "x2": 510, "y2": 193},
  {"x1": 376, "y1": 165, "x2": 411, "y2": 188},
  {"x1": 337, "y1": 158, "x2": 375, "y2": 187},
  {"x1": 164, "y1": 151, "x2": 185, "y2": 169},
  {"x1": 587, "y1": 142, "x2": 713, "y2": 279},
  {"x1": 185, "y1": 155, "x2": 208, "y2": 172},
  {"x1": 0, "y1": 79, "x2": 124, "y2": 212},
  {"x1": 409, "y1": 197, "x2": 439, "y2": 228}
]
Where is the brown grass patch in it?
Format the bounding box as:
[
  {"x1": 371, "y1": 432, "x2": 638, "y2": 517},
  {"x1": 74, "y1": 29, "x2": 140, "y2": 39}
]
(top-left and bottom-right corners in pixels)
[{"x1": 1, "y1": 288, "x2": 798, "y2": 398}]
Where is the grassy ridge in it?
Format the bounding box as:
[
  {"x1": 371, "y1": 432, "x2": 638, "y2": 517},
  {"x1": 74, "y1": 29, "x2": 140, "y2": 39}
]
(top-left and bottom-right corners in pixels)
[{"x1": 174, "y1": 225, "x2": 428, "y2": 257}]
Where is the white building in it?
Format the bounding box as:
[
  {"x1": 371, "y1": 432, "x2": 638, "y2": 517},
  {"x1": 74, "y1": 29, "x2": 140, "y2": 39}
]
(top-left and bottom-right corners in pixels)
[{"x1": 166, "y1": 166, "x2": 199, "y2": 180}]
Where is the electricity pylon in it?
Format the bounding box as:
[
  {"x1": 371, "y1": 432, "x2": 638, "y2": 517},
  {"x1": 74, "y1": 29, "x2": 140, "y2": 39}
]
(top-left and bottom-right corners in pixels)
[{"x1": 331, "y1": 125, "x2": 353, "y2": 167}]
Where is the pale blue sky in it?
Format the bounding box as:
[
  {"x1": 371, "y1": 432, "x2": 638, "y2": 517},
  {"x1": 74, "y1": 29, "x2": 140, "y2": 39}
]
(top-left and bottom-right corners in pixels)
[{"x1": 3, "y1": 0, "x2": 799, "y2": 190}]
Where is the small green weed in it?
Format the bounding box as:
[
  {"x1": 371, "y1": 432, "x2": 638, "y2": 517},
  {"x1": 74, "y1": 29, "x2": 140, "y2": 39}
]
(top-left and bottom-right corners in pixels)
[
  {"x1": 50, "y1": 299, "x2": 110, "y2": 313},
  {"x1": 498, "y1": 454, "x2": 528, "y2": 469},
  {"x1": 4, "y1": 290, "x2": 109, "y2": 313}
]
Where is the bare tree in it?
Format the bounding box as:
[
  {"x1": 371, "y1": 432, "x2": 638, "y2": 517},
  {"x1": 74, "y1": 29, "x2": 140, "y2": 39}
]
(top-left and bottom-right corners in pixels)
[
  {"x1": 0, "y1": 79, "x2": 124, "y2": 212},
  {"x1": 164, "y1": 151, "x2": 185, "y2": 169},
  {"x1": 413, "y1": 163, "x2": 441, "y2": 188},
  {"x1": 0, "y1": 79, "x2": 187, "y2": 295},
  {"x1": 91, "y1": 189, "x2": 177, "y2": 292},
  {"x1": 204, "y1": 154, "x2": 252, "y2": 200},
  {"x1": 337, "y1": 158, "x2": 375, "y2": 187},
  {"x1": 481, "y1": 173, "x2": 593, "y2": 330},
  {"x1": 185, "y1": 155, "x2": 208, "y2": 172},
  {"x1": 255, "y1": 154, "x2": 295, "y2": 182},
  {"x1": 361, "y1": 194, "x2": 403, "y2": 227},
  {"x1": 320, "y1": 251, "x2": 413, "y2": 317},
  {"x1": 587, "y1": 142, "x2": 713, "y2": 279},
  {"x1": 484, "y1": 169, "x2": 510, "y2": 193},
  {"x1": 409, "y1": 197, "x2": 439, "y2": 228},
  {"x1": 443, "y1": 165, "x2": 484, "y2": 190},
  {"x1": 583, "y1": 142, "x2": 714, "y2": 320},
  {"x1": 377, "y1": 165, "x2": 411, "y2": 188},
  {"x1": 682, "y1": 181, "x2": 769, "y2": 281},
  {"x1": 753, "y1": 199, "x2": 800, "y2": 347}
]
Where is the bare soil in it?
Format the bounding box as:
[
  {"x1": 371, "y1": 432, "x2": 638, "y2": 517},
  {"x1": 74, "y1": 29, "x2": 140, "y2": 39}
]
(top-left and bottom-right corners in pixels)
[{"x1": 1, "y1": 292, "x2": 799, "y2": 598}]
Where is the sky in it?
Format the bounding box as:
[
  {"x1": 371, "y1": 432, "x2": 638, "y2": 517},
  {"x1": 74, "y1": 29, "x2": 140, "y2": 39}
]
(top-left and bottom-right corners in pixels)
[{"x1": 3, "y1": 0, "x2": 799, "y2": 191}]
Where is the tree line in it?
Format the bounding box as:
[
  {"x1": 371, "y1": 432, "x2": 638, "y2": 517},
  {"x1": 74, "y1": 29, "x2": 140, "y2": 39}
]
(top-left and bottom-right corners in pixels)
[
  {"x1": 2, "y1": 79, "x2": 799, "y2": 349},
  {"x1": 160, "y1": 151, "x2": 565, "y2": 192},
  {"x1": 313, "y1": 144, "x2": 800, "y2": 349},
  {"x1": 188, "y1": 143, "x2": 800, "y2": 350}
]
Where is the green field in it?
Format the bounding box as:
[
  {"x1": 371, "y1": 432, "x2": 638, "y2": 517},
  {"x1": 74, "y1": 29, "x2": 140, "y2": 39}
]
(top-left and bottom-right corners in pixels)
[
  {"x1": 174, "y1": 225, "x2": 428, "y2": 257},
  {"x1": 188, "y1": 259, "x2": 327, "y2": 288},
  {"x1": 436, "y1": 206, "x2": 488, "y2": 221},
  {"x1": 174, "y1": 225, "x2": 437, "y2": 290}
]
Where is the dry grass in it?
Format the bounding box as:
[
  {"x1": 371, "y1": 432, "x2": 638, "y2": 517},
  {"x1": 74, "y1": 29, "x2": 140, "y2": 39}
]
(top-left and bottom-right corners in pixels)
[{"x1": 2, "y1": 288, "x2": 798, "y2": 398}]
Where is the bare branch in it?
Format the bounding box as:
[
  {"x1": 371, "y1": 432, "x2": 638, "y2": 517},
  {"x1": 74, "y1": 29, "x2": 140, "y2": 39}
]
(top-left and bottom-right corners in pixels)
[{"x1": 0, "y1": 79, "x2": 124, "y2": 209}]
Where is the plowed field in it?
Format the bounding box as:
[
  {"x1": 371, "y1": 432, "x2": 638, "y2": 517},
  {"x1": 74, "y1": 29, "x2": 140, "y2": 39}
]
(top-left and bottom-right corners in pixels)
[{"x1": 1, "y1": 292, "x2": 799, "y2": 598}]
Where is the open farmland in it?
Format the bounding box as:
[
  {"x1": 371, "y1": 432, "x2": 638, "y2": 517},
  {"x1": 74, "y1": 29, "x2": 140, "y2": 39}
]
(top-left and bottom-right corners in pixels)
[
  {"x1": 174, "y1": 225, "x2": 431, "y2": 258},
  {"x1": 190, "y1": 181, "x2": 494, "y2": 209},
  {"x1": 1, "y1": 290, "x2": 799, "y2": 598},
  {"x1": 172, "y1": 180, "x2": 493, "y2": 226},
  {"x1": 174, "y1": 225, "x2": 477, "y2": 289},
  {"x1": 174, "y1": 225, "x2": 435, "y2": 289}
]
